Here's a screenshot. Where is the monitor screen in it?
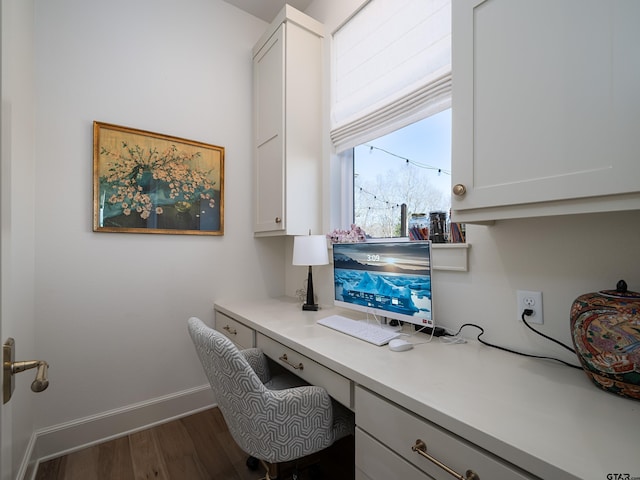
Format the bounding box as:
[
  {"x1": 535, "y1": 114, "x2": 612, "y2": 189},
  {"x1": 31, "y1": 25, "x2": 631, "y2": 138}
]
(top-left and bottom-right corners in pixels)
[{"x1": 332, "y1": 241, "x2": 433, "y2": 327}]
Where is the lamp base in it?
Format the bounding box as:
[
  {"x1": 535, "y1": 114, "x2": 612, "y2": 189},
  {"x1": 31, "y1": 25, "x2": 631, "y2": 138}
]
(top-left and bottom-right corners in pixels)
[{"x1": 301, "y1": 265, "x2": 319, "y2": 312}]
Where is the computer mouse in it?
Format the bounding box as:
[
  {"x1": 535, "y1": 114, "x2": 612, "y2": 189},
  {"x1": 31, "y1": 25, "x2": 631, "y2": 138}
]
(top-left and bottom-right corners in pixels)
[{"x1": 388, "y1": 338, "x2": 413, "y2": 352}]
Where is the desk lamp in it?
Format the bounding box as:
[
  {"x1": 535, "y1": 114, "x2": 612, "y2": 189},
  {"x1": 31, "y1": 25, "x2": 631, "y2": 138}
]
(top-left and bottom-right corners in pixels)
[{"x1": 292, "y1": 234, "x2": 329, "y2": 311}]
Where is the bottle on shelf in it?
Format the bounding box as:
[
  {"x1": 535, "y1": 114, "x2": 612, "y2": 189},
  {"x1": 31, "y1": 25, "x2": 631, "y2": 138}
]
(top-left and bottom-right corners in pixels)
[{"x1": 429, "y1": 211, "x2": 448, "y2": 243}]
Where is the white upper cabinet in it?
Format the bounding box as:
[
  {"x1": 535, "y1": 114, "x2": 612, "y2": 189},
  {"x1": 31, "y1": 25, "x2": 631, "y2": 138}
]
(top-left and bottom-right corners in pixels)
[
  {"x1": 451, "y1": 0, "x2": 640, "y2": 223},
  {"x1": 253, "y1": 6, "x2": 324, "y2": 236}
]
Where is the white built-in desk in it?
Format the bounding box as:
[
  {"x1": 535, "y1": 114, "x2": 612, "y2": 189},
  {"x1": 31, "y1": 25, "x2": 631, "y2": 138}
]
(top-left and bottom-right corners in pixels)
[{"x1": 214, "y1": 297, "x2": 640, "y2": 480}]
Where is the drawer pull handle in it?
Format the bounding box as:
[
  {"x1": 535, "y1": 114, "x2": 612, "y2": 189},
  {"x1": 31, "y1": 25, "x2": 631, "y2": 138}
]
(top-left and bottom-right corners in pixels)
[
  {"x1": 223, "y1": 325, "x2": 237, "y2": 335},
  {"x1": 279, "y1": 354, "x2": 304, "y2": 371},
  {"x1": 412, "y1": 439, "x2": 479, "y2": 480}
]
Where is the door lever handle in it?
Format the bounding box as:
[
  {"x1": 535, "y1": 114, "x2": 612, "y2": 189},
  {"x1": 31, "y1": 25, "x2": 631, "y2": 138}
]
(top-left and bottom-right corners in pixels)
[
  {"x1": 3, "y1": 338, "x2": 50, "y2": 404},
  {"x1": 11, "y1": 360, "x2": 50, "y2": 392}
]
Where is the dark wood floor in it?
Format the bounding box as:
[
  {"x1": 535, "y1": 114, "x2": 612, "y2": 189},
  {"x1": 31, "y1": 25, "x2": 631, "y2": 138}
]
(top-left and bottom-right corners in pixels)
[{"x1": 35, "y1": 407, "x2": 354, "y2": 480}]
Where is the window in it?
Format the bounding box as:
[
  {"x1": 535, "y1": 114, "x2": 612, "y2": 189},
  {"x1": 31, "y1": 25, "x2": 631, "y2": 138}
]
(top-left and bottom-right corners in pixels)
[
  {"x1": 353, "y1": 109, "x2": 451, "y2": 238},
  {"x1": 330, "y1": 0, "x2": 452, "y2": 237}
]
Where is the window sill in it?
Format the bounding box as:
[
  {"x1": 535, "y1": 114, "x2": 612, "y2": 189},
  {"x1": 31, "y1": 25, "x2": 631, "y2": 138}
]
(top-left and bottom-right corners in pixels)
[{"x1": 432, "y1": 243, "x2": 469, "y2": 272}]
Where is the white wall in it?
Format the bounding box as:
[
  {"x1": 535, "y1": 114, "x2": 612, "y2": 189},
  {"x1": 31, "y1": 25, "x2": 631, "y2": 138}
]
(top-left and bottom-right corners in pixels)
[
  {"x1": 32, "y1": 0, "x2": 285, "y2": 433},
  {"x1": 435, "y1": 213, "x2": 640, "y2": 362},
  {"x1": 300, "y1": 0, "x2": 640, "y2": 367}
]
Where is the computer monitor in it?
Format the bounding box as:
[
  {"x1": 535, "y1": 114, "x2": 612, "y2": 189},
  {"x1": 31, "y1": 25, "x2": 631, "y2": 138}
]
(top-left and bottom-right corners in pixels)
[{"x1": 332, "y1": 240, "x2": 433, "y2": 328}]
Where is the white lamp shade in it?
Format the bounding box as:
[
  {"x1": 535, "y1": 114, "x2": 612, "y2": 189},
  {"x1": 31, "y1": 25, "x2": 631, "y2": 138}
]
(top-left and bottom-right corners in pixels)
[{"x1": 292, "y1": 235, "x2": 329, "y2": 266}]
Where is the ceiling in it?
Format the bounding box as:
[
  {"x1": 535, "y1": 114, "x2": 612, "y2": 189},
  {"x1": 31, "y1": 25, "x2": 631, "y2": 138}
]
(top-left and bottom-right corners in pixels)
[{"x1": 222, "y1": 0, "x2": 314, "y2": 23}]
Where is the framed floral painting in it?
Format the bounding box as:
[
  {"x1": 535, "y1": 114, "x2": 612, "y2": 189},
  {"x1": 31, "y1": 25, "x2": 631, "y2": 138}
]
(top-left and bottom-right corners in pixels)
[{"x1": 93, "y1": 121, "x2": 224, "y2": 235}]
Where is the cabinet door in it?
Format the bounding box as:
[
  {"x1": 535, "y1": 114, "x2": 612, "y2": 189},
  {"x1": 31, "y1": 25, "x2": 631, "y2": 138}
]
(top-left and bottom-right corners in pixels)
[
  {"x1": 452, "y1": 0, "x2": 640, "y2": 220},
  {"x1": 254, "y1": 26, "x2": 285, "y2": 233}
]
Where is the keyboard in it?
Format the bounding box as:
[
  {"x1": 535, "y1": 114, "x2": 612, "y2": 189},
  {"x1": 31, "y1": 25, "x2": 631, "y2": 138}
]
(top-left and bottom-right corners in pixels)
[{"x1": 317, "y1": 315, "x2": 401, "y2": 346}]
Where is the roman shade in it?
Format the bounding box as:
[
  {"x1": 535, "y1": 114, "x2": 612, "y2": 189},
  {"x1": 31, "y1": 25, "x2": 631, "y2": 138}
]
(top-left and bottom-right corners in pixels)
[{"x1": 330, "y1": 0, "x2": 451, "y2": 152}]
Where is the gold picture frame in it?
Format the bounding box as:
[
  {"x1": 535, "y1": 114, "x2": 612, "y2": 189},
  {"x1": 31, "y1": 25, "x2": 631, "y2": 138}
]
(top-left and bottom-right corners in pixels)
[{"x1": 93, "y1": 121, "x2": 224, "y2": 235}]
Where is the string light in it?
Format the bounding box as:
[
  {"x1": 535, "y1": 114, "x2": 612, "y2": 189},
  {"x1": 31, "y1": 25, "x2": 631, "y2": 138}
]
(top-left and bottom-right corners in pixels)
[
  {"x1": 355, "y1": 144, "x2": 449, "y2": 218},
  {"x1": 355, "y1": 186, "x2": 403, "y2": 211},
  {"x1": 364, "y1": 144, "x2": 450, "y2": 176}
]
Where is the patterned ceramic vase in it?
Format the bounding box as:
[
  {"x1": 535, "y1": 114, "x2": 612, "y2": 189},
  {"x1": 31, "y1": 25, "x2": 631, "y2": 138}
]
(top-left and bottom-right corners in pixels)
[{"x1": 570, "y1": 280, "x2": 640, "y2": 400}]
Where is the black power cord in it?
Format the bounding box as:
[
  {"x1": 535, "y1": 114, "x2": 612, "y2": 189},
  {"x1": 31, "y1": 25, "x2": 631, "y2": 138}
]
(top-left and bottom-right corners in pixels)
[
  {"x1": 520, "y1": 309, "x2": 576, "y2": 354},
  {"x1": 455, "y1": 310, "x2": 583, "y2": 370}
]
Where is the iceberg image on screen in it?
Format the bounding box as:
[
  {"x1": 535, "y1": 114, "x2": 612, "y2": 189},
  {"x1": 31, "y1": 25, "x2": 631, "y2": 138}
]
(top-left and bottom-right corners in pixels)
[{"x1": 332, "y1": 241, "x2": 432, "y2": 326}]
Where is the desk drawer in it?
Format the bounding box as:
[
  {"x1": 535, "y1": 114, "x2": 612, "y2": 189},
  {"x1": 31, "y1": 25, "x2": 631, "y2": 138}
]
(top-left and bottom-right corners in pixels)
[
  {"x1": 215, "y1": 311, "x2": 254, "y2": 349},
  {"x1": 256, "y1": 333, "x2": 353, "y2": 409},
  {"x1": 356, "y1": 427, "x2": 432, "y2": 480},
  {"x1": 355, "y1": 386, "x2": 533, "y2": 480}
]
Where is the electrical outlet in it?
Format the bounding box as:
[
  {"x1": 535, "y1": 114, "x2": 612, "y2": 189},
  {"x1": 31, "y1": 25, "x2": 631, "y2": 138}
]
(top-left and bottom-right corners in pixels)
[{"x1": 517, "y1": 290, "x2": 543, "y2": 325}]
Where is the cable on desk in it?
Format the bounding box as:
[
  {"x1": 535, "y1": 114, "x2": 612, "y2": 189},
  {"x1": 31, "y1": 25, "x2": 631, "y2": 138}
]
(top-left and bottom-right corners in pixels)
[{"x1": 454, "y1": 322, "x2": 583, "y2": 370}]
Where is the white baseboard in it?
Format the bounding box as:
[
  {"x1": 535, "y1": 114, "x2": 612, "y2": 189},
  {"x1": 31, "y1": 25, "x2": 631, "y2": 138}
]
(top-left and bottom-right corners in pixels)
[{"x1": 22, "y1": 384, "x2": 215, "y2": 479}]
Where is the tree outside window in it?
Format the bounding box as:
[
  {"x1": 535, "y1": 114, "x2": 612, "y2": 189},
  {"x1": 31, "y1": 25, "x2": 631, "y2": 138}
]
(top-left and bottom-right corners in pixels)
[{"x1": 353, "y1": 109, "x2": 451, "y2": 238}]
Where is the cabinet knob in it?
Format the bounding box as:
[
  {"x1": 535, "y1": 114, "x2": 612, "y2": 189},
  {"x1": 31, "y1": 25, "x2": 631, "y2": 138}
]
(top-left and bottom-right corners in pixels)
[
  {"x1": 452, "y1": 184, "x2": 467, "y2": 197},
  {"x1": 275, "y1": 217, "x2": 282, "y2": 223}
]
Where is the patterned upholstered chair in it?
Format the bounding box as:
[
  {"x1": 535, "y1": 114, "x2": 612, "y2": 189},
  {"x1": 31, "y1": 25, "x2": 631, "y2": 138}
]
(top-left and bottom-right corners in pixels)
[{"x1": 187, "y1": 317, "x2": 354, "y2": 480}]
